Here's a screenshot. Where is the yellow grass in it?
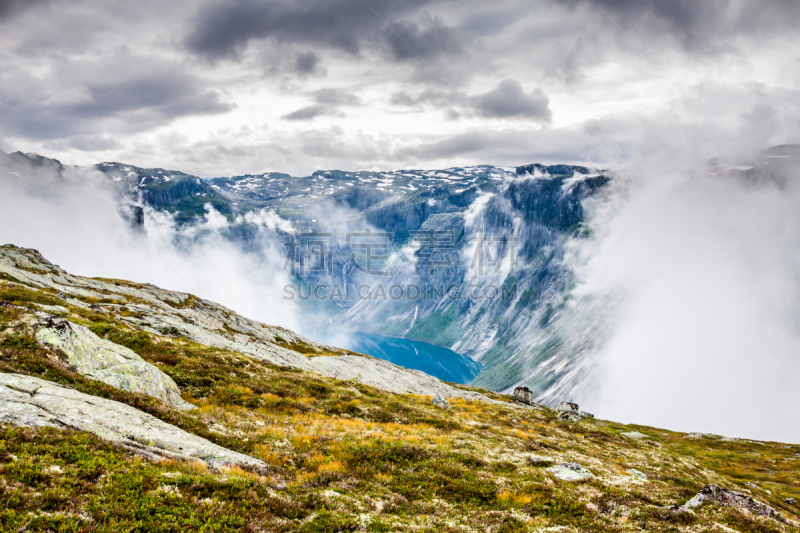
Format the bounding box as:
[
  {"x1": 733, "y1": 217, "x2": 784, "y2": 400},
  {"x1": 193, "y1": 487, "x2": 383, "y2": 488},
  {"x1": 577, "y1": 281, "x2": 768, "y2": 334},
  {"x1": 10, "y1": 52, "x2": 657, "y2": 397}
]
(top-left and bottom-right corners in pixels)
[
  {"x1": 497, "y1": 491, "x2": 533, "y2": 507},
  {"x1": 221, "y1": 465, "x2": 264, "y2": 482},
  {"x1": 317, "y1": 460, "x2": 343, "y2": 474}
]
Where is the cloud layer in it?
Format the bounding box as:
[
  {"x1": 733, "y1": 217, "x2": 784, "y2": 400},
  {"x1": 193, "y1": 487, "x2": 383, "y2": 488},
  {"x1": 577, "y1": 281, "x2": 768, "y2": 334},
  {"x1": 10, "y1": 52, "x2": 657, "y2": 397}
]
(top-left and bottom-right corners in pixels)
[{"x1": 0, "y1": 0, "x2": 796, "y2": 174}]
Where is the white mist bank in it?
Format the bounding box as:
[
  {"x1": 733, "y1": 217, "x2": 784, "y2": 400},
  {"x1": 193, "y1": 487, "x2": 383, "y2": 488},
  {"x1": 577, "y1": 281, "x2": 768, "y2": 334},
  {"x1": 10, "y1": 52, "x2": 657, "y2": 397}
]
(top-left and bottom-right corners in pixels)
[
  {"x1": 0, "y1": 164, "x2": 302, "y2": 332},
  {"x1": 573, "y1": 164, "x2": 800, "y2": 443}
]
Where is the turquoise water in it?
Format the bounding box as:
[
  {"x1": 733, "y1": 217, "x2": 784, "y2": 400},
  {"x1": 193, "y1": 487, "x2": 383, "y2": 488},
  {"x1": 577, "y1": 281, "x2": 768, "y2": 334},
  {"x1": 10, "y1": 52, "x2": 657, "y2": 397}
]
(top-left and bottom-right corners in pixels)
[{"x1": 307, "y1": 328, "x2": 482, "y2": 385}]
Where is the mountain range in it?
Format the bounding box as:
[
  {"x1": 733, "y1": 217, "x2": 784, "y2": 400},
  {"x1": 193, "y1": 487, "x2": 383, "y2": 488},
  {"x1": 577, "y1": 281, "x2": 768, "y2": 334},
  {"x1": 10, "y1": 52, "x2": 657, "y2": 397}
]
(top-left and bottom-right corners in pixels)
[{"x1": 2, "y1": 144, "x2": 799, "y2": 408}]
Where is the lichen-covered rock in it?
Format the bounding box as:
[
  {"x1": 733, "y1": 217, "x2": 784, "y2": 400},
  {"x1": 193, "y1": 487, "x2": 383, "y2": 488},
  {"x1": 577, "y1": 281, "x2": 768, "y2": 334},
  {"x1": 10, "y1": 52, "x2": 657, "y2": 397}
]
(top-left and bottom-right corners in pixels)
[
  {"x1": 684, "y1": 485, "x2": 785, "y2": 522},
  {"x1": 35, "y1": 315, "x2": 193, "y2": 410},
  {"x1": 556, "y1": 401, "x2": 581, "y2": 422},
  {"x1": 628, "y1": 468, "x2": 647, "y2": 480},
  {"x1": 0, "y1": 373, "x2": 264, "y2": 469},
  {"x1": 432, "y1": 394, "x2": 450, "y2": 409},
  {"x1": 547, "y1": 462, "x2": 595, "y2": 482},
  {"x1": 580, "y1": 411, "x2": 594, "y2": 419}
]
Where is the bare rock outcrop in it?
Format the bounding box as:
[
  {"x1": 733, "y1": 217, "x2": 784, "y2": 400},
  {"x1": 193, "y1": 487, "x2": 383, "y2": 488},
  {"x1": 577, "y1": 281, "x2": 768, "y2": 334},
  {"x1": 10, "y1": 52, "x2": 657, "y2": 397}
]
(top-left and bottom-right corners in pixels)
[
  {"x1": 0, "y1": 373, "x2": 264, "y2": 469},
  {"x1": 556, "y1": 401, "x2": 582, "y2": 422},
  {"x1": 309, "y1": 355, "x2": 492, "y2": 401},
  {"x1": 35, "y1": 315, "x2": 193, "y2": 410}
]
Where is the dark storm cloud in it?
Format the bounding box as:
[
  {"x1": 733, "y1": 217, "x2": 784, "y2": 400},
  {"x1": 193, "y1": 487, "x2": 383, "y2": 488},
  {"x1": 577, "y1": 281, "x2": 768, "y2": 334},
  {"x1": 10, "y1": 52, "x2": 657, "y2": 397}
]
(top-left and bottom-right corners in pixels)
[
  {"x1": 391, "y1": 80, "x2": 551, "y2": 123},
  {"x1": 0, "y1": 58, "x2": 230, "y2": 144},
  {"x1": 295, "y1": 52, "x2": 321, "y2": 74},
  {"x1": 183, "y1": 0, "x2": 434, "y2": 61},
  {"x1": 395, "y1": 127, "x2": 589, "y2": 164},
  {"x1": 405, "y1": 131, "x2": 497, "y2": 158},
  {"x1": 0, "y1": 0, "x2": 51, "y2": 20},
  {"x1": 383, "y1": 15, "x2": 463, "y2": 63},
  {"x1": 282, "y1": 88, "x2": 361, "y2": 121},
  {"x1": 390, "y1": 88, "x2": 467, "y2": 107},
  {"x1": 471, "y1": 80, "x2": 551, "y2": 121},
  {"x1": 560, "y1": 0, "x2": 800, "y2": 52}
]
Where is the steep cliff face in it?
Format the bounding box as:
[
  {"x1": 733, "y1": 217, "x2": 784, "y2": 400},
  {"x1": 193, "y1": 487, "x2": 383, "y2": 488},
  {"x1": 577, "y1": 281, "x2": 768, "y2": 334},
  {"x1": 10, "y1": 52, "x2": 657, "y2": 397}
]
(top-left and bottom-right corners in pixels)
[{"x1": 331, "y1": 166, "x2": 612, "y2": 403}]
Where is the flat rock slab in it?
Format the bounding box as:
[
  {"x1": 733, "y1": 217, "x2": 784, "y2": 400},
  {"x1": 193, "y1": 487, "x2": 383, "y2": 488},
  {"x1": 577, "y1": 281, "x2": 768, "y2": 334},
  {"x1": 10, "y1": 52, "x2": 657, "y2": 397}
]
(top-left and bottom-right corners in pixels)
[
  {"x1": 35, "y1": 315, "x2": 193, "y2": 410},
  {"x1": 0, "y1": 373, "x2": 265, "y2": 469},
  {"x1": 547, "y1": 462, "x2": 595, "y2": 482}
]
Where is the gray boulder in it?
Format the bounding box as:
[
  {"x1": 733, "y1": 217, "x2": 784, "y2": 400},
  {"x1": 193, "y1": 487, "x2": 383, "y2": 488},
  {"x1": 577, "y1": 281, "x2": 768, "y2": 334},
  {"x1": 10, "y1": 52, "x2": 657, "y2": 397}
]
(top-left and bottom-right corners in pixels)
[
  {"x1": 547, "y1": 462, "x2": 595, "y2": 482},
  {"x1": 0, "y1": 373, "x2": 264, "y2": 469},
  {"x1": 684, "y1": 485, "x2": 784, "y2": 522},
  {"x1": 35, "y1": 315, "x2": 193, "y2": 410},
  {"x1": 556, "y1": 401, "x2": 581, "y2": 422},
  {"x1": 513, "y1": 386, "x2": 533, "y2": 405},
  {"x1": 432, "y1": 394, "x2": 450, "y2": 409}
]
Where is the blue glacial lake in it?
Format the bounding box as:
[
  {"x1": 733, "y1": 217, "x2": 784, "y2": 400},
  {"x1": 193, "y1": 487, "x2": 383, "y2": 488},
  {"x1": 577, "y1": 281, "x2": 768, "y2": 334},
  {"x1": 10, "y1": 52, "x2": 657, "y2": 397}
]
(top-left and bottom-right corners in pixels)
[{"x1": 306, "y1": 328, "x2": 482, "y2": 385}]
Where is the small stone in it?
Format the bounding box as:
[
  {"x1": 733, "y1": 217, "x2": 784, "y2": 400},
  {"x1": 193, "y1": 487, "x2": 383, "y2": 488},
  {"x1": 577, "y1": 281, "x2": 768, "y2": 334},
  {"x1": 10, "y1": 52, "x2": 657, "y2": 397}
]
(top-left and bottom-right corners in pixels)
[
  {"x1": 44, "y1": 465, "x2": 64, "y2": 475},
  {"x1": 643, "y1": 440, "x2": 663, "y2": 448},
  {"x1": 580, "y1": 411, "x2": 594, "y2": 419},
  {"x1": 547, "y1": 462, "x2": 595, "y2": 482},
  {"x1": 786, "y1": 498, "x2": 796, "y2": 505},
  {"x1": 628, "y1": 468, "x2": 647, "y2": 480},
  {"x1": 432, "y1": 394, "x2": 450, "y2": 410}
]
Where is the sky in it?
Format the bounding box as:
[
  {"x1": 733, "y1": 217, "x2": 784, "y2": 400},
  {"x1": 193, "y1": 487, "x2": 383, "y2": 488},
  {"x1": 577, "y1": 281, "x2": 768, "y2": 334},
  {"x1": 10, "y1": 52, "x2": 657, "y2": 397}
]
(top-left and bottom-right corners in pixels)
[
  {"x1": 1, "y1": 0, "x2": 799, "y2": 177},
  {"x1": 1, "y1": 1, "x2": 800, "y2": 440}
]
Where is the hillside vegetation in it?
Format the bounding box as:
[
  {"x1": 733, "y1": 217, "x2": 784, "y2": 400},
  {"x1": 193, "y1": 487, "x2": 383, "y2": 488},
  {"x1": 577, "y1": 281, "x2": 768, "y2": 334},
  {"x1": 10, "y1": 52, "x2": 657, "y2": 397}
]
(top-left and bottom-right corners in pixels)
[{"x1": 0, "y1": 245, "x2": 797, "y2": 532}]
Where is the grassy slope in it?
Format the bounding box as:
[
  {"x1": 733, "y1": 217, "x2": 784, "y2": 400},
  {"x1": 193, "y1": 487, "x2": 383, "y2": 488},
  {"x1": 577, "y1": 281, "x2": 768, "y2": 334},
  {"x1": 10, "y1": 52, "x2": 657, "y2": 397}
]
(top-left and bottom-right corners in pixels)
[{"x1": 0, "y1": 282, "x2": 798, "y2": 532}]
